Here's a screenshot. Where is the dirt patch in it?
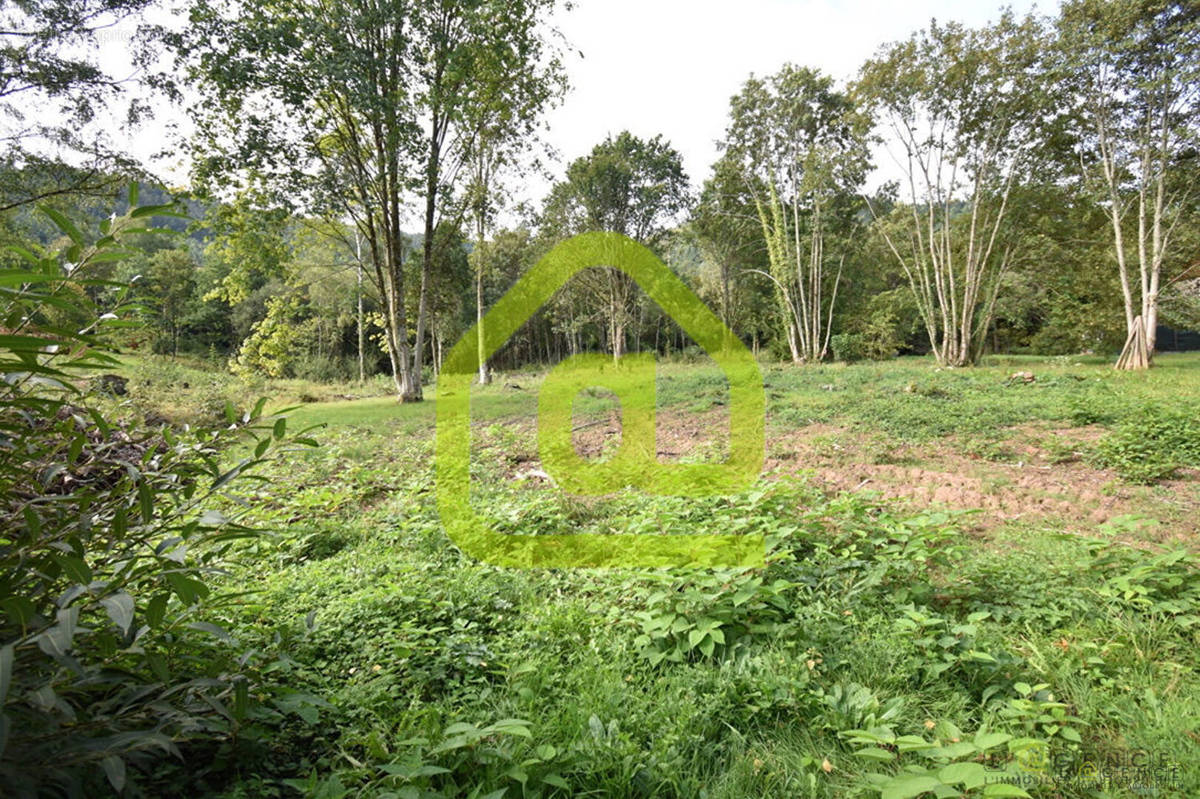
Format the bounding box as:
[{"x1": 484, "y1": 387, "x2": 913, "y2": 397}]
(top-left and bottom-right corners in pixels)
[
  {"x1": 473, "y1": 408, "x2": 1200, "y2": 547},
  {"x1": 564, "y1": 405, "x2": 732, "y2": 461},
  {"x1": 765, "y1": 422, "x2": 1200, "y2": 545}
]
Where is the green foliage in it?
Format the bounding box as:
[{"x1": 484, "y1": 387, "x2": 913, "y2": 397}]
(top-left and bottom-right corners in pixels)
[
  {"x1": 90, "y1": 385, "x2": 1200, "y2": 798},
  {"x1": 289, "y1": 718, "x2": 576, "y2": 799},
  {"x1": 830, "y1": 322, "x2": 902, "y2": 363},
  {"x1": 1094, "y1": 406, "x2": 1200, "y2": 483},
  {"x1": 892, "y1": 608, "x2": 1024, "y2": 697},
  {"x1": 843, "y1": 682, "x2": 1086, "y2": 798},
  {"x1": 202, "y1": 196, "x2": 292, "y2": 308},
  {"x1": 1091, "y1": 547, "x2": 1200, "y2": 628},
  {"x1": 633, "y1": 571, "x2": 793, "y2": 665},
  {"x1": 830, "y1": 333, "x2": 868, "y2": 363},
  {"x1": 233, "y1": 295, "x2": 307, "y2": 378},
  {"x1": 0, "y1": 192, "x2": 315, "y2": 795},
  {"x1": 843, "y1": 723, "x2": 1040, "y2": 799}
]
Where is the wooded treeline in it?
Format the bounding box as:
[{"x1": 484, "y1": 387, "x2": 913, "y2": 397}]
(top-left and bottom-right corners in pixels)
[{"x1": 4, "y1": 0, "x2": 1199, "y2": 397}]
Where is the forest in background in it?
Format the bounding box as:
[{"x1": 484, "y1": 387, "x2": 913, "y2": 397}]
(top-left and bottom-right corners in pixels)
[{"x1": 4, "y1": 1, "x2": 1199, "y2": 392}]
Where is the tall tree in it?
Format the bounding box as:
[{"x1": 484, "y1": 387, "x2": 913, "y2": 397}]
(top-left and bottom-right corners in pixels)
[
  {"x1": 461, "y1": 26, "x2": 565, "y2": 385},
  {"x1": 144, "y1": 248, "x2": 197, "y2": 356},
  {"x1": 720, "y1": 65, "x2": 871, "y2": 363},
  {"x1": 689, "y1": 155, "x2": 763, "y2": 347},
  {"x1": 409, "y1": 0, "x2": 564, "y2": 396},
  {"x1": 178, "y1": 0, "x2": 565, "y2": 400},
  {"x1": 542, "y1": 131, "x2": 690, "y2": 360},
  {"x1": 1056, "y1": 0, "x2": 1200, "y2": 369},
  {"x1": 856, "y1": 14, "x2": 1048, "y2": 366}
]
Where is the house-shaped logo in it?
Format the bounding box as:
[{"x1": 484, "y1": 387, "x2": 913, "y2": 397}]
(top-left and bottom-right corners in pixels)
[{"x1": 435, "y1": 232, "x2": 765, "y2": 568}]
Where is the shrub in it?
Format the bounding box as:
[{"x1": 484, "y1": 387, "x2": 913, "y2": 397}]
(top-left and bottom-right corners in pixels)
[
  {"x1": 1094, "y1": 407, "x2": 1200, "y2": 483},
  {"x1": 831, "y1": 332, "x2": 869, "y2": 363},
  {"x1": 632, "y1": 570, "x2": 794, "y2": 665},
  {"x1": 0, "y1": 192, "x2": 313, "y2": 795}
]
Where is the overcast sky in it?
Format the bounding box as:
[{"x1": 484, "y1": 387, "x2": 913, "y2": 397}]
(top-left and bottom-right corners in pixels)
[
  {"x1": 106, "y1": 0, "x2": 1057, "y2": 206},
  {"x1": 540, "y1": 0, "x2": 1054, "y2": 195}
]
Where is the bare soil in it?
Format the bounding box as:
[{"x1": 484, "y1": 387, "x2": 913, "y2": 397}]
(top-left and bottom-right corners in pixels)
[{"x1": 485, "y1": 407, "x2": 1200, "y2": 548}]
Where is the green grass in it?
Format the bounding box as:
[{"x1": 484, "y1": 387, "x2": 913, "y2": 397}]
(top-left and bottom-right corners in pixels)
[{"x1": 122, "y1": 353, "x2": 1200, "y2": 799}]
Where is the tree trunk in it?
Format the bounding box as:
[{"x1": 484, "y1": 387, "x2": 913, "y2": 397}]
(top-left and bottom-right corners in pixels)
[
  {"x1": 786, "y1": 321, "x2": 801, "y2": 365},
  {"x1": 476, "y1": 267, "x2": 490, "y2": 385},
  {"x1": 356, "y1": 234, "x2": 365, "y2": 383},
  {"x1": 411, "y1": 114, "x2": 443, "y2": 403},
  {"x1": 1116, "y1": 315, "x2": 1152, "y2": 370}
]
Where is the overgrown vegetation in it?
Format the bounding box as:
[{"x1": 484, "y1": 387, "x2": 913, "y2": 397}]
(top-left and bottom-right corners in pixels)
[
  {"x1": 158, "y1": 408, "x2": 1197, "y2": 798},
  {"x1": 4, "y1": 0, "x2": 1199, "y2": 795}
]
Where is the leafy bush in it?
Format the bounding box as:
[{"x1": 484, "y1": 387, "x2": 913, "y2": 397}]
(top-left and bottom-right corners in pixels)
[
  {"x1": 832, "y1": 302, "x2": 905, "y2": 363},
  {"x1": 632, "y1": 571, "x2": 793, "y2": 665},
  {"x1": 1090, "y1": 547, "x2": 1200, "y2": 627},
  {"x1": 842, "y1": 722, "x2": 1044, "y2": 798},
  {"x1": 232, "y1": 295, "x2": 306, "y2": 378},
  {"x1": 1094, "y1": 407, "x2": 1200, "y2": 482},
  {"x1": 831, "y1": 333, "x2": 869, "y2": 363},
  {"x1": 0, "y1": 192, "x2": 313, "y2": 795},
  {"x1": 280, "y1": 718, "x2": 575, "y2": 799}
]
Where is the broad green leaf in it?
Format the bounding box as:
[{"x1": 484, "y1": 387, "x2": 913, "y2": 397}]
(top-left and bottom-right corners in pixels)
[
  {"x1": 39, "y1": 206, "x2": 86, "y2": 246},
  {"x1": 542, "y1": 773, "x2": 570, "y2": 789},
  {"x1": 880, "y1": 775, "x2": 941, "y2": 799},
  {"x1": 101, "y1": 755, "x2": 126, "y2": 793},
  {"x1": 130, "y1": 203, "x2": 187, "y2": 219},
  {"x1": 973, "y1": 732, "x2": 1012, "y2": 752},
  {"x1": 145, "y1": 593, "x2": 170, "y2": 628},
  {"x1": 938, "y1": 761, "x2": 986, "y2": 788},
  {"x1": 54, "y1": 553, "x2": 92, "y2": 584},
  {"x1": 188, "y1": 621, "x2": 231, "y2": 641},
  {"x1": 166, "y1": 573, "x2": 209, "y2": 605},
  {"x1": 101, "y1": 592, "x2": 135, "y2": 634},
  {"x1": 1, "y1": 597, "x2": 34, "y2": 627},
  {"x1": 896, "y1": 735, "x2": 937, "y2": 752}
]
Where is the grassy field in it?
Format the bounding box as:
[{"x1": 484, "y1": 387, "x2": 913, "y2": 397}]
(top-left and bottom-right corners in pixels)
[{"x1": 116, "y1": 353, "x2": 1200, "y2": 799}]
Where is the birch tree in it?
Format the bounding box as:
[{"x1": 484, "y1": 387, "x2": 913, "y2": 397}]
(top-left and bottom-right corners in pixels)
[
  {"x1": 461, "y1": 34, "x2": 565, "y2": 385},
  {"x1": 720, "y1": 65, "x2": 870, "y2": 363},
  {"x1": 856, "y1": 14, "x2": 1046, "y2": 366},
  {"x1": 1057, "y1": 0, "x2": 1200, "y2": 370}
]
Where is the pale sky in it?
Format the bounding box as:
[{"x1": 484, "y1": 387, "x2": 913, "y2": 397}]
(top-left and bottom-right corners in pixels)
[
  {"x1": 541, "y1": 0, "x2": 1054, "y2": 194},
  {"x1": 98, "y1": 0, "x2": 1057, "y2": 206}
]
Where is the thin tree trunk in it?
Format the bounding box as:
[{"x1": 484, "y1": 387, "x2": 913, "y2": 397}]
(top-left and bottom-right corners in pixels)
[{"x1": 356, "y1": 232, "x2": 365, "y2": 383}]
